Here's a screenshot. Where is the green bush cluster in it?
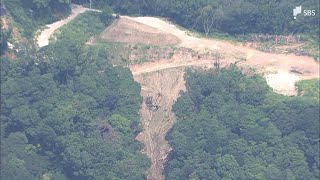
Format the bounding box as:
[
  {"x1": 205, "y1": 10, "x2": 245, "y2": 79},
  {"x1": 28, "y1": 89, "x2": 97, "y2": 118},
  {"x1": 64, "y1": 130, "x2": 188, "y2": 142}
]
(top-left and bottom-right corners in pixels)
[{"x1": 297, "y1": 79, "x2": 320, "y2": 98}]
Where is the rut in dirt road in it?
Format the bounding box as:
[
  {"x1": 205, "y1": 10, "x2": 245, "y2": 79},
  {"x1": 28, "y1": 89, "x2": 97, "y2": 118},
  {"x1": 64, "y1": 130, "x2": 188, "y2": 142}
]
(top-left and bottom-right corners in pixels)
[{"x1": 135, "y1": 68, "x2": 187, "y2": 180}]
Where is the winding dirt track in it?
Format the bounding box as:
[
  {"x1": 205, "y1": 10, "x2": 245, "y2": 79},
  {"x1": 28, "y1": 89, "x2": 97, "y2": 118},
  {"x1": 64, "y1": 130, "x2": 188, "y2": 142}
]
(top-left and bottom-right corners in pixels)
[
  {"x1": 126, "y1": 16, "x2": 319, "y2": 96},
  {"x1": 36, "y1": 4, "x2": 100, "y2": 47}
]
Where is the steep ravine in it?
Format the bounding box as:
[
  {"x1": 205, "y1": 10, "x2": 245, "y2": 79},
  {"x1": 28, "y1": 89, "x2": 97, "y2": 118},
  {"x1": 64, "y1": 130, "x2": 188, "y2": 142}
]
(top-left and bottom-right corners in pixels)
[{"x1": 134, "y1": 68, "x2": 186, "y2": 180}]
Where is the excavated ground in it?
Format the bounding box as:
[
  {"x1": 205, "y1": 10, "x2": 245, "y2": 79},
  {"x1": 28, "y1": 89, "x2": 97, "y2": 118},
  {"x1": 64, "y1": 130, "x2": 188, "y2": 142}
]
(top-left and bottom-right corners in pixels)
[
  {"x1": 100, "y1": 18, "x2": 181, "y2": 46},
  {"x1": 101, "y1": 17, "x2": 319, "y2": 96}
]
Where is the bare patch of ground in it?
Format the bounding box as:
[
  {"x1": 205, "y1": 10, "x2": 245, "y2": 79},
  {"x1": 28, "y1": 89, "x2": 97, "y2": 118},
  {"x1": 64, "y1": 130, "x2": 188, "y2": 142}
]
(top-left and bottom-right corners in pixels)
[
  {"x1": 1, "y1": 15, "x2": 22, "y2": 42},
  {"x1": 120, "y1": 16, "x2": 319, "y2": 95},
  {"x1": 2, "y1": 51, "x2": 16, "y2": 60},
  {"x1": 99, "y1": 42, "x2": 213, "y2": 67},
  {"x1": 1, "y1": 17, "x2": 9, "y2": 30},
  {"x1": 265, "y1": 71, "x2": 300, "y2": 96},
  {"x1": 130, "y1": 50, "x2": 214, "y2": 75},
  {"x1": 100, "y1": 18, "x2": 181, "y2": 46},
  {"x1": 97, "y1": 43, "x2": 179, "y2": 66},
  {"x1": 135, "y1": 68, "x2": 186, "y2": 180},
  {"x1": 1, "y1": 14, "x2": 33, "y2": 57},
  {"x1": 102, "y1": 16, "x2": 319, "y2": 89}
]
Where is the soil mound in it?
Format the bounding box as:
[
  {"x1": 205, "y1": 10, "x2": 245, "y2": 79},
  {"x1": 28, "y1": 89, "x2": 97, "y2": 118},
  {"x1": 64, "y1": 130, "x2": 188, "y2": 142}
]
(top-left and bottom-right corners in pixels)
[{"x1": 100, "y1": 18, "x2": 181, "y2": 46}]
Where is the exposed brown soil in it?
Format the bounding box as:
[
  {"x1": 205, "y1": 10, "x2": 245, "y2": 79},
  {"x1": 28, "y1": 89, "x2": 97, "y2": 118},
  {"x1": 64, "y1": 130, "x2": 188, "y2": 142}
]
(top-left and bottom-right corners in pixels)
[
  {"x1": 100, "y1": 18, "x2": 181, "y2": 46},
  {"x1": 101, "y1": 43, "x2": 180, "y2": 66},
  {"x1": 2, "y1": 51, "x2": 17, "y2": 60},
  {"x1": 130, "y1": 50, "x2": 214, "y2": 75},
  {"x1": 123, "y1": 16, "x2": 319, "y2": 93},
  {"x1": 134, "y1": 68, "x2": 186, "y2": 180},
  {"x1": 1, "y1": 13, "x2": 32, "y2": 57},
  {"x1": 1, "y1": 17, "x2": 9, "y2": 30},
  {"x1": 1, "y1": 15, "x2": 21, "y2": 42}
]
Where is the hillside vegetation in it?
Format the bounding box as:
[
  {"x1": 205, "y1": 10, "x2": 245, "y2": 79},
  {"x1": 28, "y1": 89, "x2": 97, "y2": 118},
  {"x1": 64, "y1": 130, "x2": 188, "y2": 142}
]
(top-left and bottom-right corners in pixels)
[
  {"x1": 3, "y1": 0, "x2": 70, "y2": 37},
  {"x1": 1, "y1": 11, "x2": 149, "y2": 180},
  {"x1": 296, "y1": 79, "x2": 320, "y2": 98},
  {"x1": 166, "y1": 67, "x2": 319, "y2": 179},
  {"x1": 88, "y1": 0, "x2": 319, "y2": 36},
  {"x1": 0, "y1": 0, "x2": 319, "y2": 180}
]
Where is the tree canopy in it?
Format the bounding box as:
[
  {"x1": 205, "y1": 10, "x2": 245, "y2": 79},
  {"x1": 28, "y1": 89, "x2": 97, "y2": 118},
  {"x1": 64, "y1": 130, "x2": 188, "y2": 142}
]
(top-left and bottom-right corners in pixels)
[
  {"x1": 165, "y1": 67, "x2": 319, "y2": 179},
  {"x1": 1, "y1": 11, "x2": 149, "y2": 180},
  {"x1": 101, "y1": 0, "x2": 319, "y2": 36}
]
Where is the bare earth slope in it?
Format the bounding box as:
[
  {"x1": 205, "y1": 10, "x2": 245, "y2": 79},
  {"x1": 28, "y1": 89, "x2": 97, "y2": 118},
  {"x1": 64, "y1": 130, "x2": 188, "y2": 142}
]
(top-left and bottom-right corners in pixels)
[
  {"x1": 135, "y1": 68, "x2": 186, "y2": 180},
  {"x1": 104, "y1": 16, "x2": 318, "y2": 96},
  {"x1": 101, "y1": 18, "x2": 181, "y2": 46}
]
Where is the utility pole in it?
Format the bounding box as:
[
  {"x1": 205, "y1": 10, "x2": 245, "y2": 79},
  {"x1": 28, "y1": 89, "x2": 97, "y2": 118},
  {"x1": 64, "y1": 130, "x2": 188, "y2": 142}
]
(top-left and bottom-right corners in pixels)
[
  {"x1": 29, "y1": 9, "x2": 34, "y2": 23},
  {"x1": 213, "y1": 52, "x2": 221, "y2": 73},
  {"x1": 89, "y1": 0, "x2": 92, "y2": 9}
]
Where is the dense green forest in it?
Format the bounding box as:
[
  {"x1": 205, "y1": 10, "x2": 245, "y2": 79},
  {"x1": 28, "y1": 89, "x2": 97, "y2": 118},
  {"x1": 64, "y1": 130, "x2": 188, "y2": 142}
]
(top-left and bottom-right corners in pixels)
[
  {"x1": 1, "y1": 0, "x2": 319, "y2": 180},
  {"x1": 1, "y1": 11, "x2": 149, "y2": 180},
  {"x1": 91, "y1": 0, "x2": 319, "y2": 36},
  {"x1": 165, "y1": 67, "x2": 319, "y2": 179},
  {"x1": 3, "y1": 0, "x2": 70, "y2": 37}
]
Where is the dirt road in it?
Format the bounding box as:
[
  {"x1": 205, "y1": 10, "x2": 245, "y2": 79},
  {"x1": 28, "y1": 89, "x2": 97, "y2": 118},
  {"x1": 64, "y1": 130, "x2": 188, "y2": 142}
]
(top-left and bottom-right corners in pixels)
[
  {"x1": 36, "y1": 4, "x2": 99, "y2": 47},
  {"x1": 124, "y1": 16, "x2": 319, "y2": 95}
]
